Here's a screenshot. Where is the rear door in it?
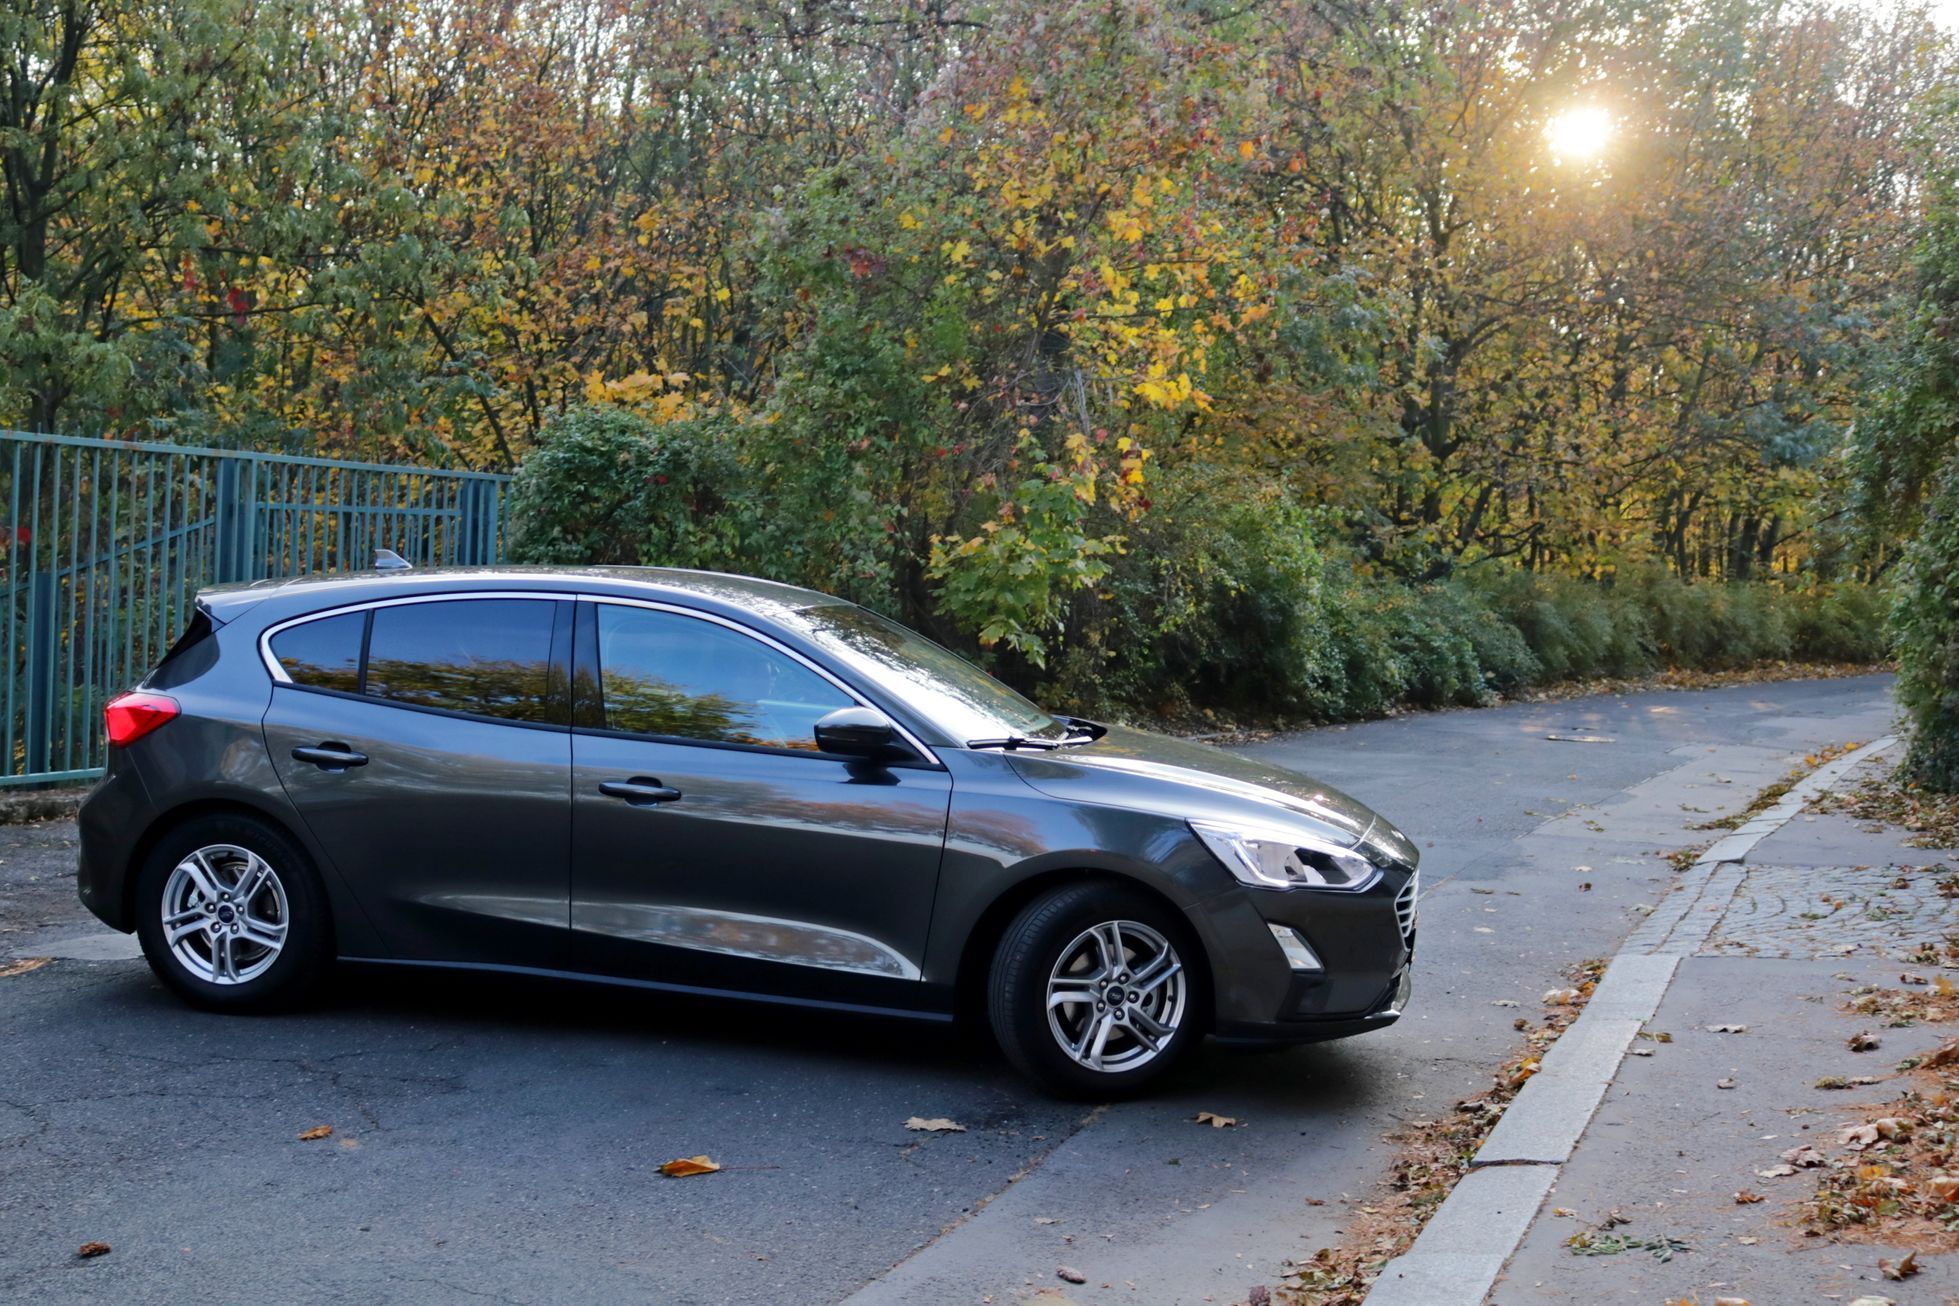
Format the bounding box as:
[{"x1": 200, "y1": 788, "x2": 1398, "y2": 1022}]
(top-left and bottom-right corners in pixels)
[
  {"x1": 262, "y1": 594, "x2": 573, "y2": 967},
  {"x1": 568, "y1": 598, "x2": 952, "y2": 1005}
]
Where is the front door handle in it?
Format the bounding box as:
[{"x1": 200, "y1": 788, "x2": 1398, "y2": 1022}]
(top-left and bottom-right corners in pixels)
[
  {"x1": 598, "y1": 777, "x2": 682, "y2": 807},
  {"x1": 292, "y1": 743, "x2": 368, "y2": 772}
]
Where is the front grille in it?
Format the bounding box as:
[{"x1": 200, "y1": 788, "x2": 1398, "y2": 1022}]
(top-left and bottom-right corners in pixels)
[{"x1": 1394, "y1": 872, "x2": 1419, "y2": 947}]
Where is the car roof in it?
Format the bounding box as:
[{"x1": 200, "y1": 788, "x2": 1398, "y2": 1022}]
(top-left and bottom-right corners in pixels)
[{"x1": 198, "y1": 566, "x2": 843, "y2": 627}]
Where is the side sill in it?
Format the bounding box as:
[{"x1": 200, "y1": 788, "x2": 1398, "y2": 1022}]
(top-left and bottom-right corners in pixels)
[{"x1": 336, "y1": 955, "x2": 958, "y2": 1023}]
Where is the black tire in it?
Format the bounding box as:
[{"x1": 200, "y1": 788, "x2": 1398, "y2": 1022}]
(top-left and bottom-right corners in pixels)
[
  {"x1": 987, "y1": 881, "x2": 1206, "y2": 1098},
  {"x1": 133, "y1": 813, "x2": 333, "y2": 1012}
]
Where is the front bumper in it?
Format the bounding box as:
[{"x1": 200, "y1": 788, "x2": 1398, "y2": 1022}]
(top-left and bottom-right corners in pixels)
[{"x1": 1188, "y1": 865, "x2": 1416, "y2": 1044}]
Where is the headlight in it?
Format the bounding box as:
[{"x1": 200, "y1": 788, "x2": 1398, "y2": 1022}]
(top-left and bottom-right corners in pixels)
[{"x1": 1189, "y1": 819, "x2": 1382, "y2": 891}]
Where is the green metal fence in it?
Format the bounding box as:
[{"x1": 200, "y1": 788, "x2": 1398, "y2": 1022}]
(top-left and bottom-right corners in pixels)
[{"x1": 0, "y1": 430, "x2": 510, "y2": 787}]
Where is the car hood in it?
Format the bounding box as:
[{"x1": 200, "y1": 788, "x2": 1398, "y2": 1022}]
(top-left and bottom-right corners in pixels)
[{"x1": 1005, "y1": 724, "x2": 1414, "y2": 861}]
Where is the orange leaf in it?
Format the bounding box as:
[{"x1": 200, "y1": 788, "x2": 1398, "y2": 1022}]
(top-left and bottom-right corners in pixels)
[{"x1": 659, "y1": 1155, "x2": 721, "y2": 1178}]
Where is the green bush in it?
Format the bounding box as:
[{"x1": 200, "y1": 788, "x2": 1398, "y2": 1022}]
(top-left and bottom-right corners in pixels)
[
  {"x1": 1467, "y1": 569, "x2": 1651, "y2": 681},
  {"x1": 1788, "y1": 583, "x2": 1892, "y2": 664},
  {"x1": 1893, "y1": 465, "x2": 1959, "y2": 789},
  {"x1": 506, "y1": 407, "x2": 751, "y2": 570},
  {"x1": 1048, "y1": 464, "x2": 1328, "y2": 715}
]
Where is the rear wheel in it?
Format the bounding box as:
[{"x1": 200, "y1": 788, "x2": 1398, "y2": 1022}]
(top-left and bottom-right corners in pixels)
[
  {"x1": 988, "y1": 882, "x2": 1204, "y2": 1097},
  {"x1": 134, "y1": 814, "x2": 332, "y2": 1011}
]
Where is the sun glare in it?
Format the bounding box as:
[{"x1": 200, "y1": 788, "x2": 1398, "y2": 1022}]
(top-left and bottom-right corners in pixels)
[{"x1": 1545, "y1": 106, "x2": 1614, "y2": 163}]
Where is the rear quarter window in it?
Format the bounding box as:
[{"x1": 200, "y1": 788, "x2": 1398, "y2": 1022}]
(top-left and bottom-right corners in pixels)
[
  {"x1": 146, "y1": 610, "x2": 221, "y2": 690},
  {"x1": 267, "y1": 611, "x2": 365, "y2": 693}
]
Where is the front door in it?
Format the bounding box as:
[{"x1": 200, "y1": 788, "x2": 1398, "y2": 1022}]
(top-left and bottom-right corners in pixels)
[
  {"x1": 567, "y1": 600, "x2": 951, "y2": 1006},
  {"x1": 262, "y1": 595, "x2": 573, "y2": 967}
]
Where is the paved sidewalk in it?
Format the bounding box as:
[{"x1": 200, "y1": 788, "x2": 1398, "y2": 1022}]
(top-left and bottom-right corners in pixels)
[{"x1": 1494, "y1": 749, "x2": 1959, "y2": 1303}]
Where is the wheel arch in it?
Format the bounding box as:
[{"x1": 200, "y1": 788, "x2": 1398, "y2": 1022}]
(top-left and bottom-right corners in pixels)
[
  {"x1": 951, "y1": 867, "x2": 1216, "y2": 1031},
  {"x1": 121, "y1": 796, "x2": 339, "y2": 951}
]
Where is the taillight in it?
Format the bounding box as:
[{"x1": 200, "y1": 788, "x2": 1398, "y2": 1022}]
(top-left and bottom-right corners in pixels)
[{"x1": 104, "y1": 691, "x2": 179, "y2": 747}]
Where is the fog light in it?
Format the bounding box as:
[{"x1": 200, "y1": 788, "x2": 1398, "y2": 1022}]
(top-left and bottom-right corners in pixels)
[{"x1": 1268, "y1": 923, "x2": 1323, "y2": 972}]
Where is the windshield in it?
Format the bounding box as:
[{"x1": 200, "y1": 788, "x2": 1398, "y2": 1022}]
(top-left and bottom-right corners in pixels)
[{"x1": 790, "y1": 603, "x2": 1069, "y2": 744}]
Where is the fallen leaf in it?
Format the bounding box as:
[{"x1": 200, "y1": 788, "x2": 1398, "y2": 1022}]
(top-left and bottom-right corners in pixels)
[
  {"x1": 1707, "y1": 1024, "x2": 1748, "y2": 1033},
  {"x1": 1847, "y1": 1297, "x2": 1897, "y2": 1306},
  {"x1": 1544, "y1": 988, "x2": 1581, "y2": 1005},
  {"x1": 1491, "y1": 999, "x2": 1519, "y2": 1007},
  {"x1": 1246, "y1": 1287, "x2": 1271, "y2": 1306},
  {"x1": 0, "y1": 957, "x2": 51, "y2": 979},
  {"x1": 1717, "y1": 1077, "x2": 1737, "y2": 1089},
  {"x1": 1937, "y1": 976, "x2": 1955, "y2": 998},
  {"x1": 1737, "y1": 1236, "x2": 1760, "y2": 1245},
  {"x1": 1850, "y1": 1031, "x2": 1882, "y2": 1052},
  {"x1": 1841, "y1": 1119, "x2": 1911, "y2": 1150},
  {"x1": 1057, "y1": 1266, "x2": 1087, "y2": 1284},
  {"x1": 297, "y1": 1125, "x2": 333, "y2": 1141},
  {"x1": 1782, "y1": 1146, "x2": 1828, "y2": 1168},
  {"x1": 1879, "y1": 1250, "x2": 1920, "y2": 1281},
  {"x1": 1928, "y1": 1174, "x2": 1959, "y2": 1201},
  {"x1": 1734, "y1": 1190, "x2": 1765, "y2": 1204},
  {"x1": 76, "y1": 1242, "x2": 110, "y2": 1259},
  {"x1": 905, "y1": 1117, "x2": 967, "y2": 1133},
  {"x1": 1194, "y1": 1112, "x2": 1240, "y2": 1129},
  {"x1": 659, "y1": 1155, "x2": 721, "y2": 1177},
  {"x1": 1630, "y1": 1048, "x2": 1654, "y2": 1057},
  {"x1": 1714, "y1": 1299, "x2": 1752, "y2": 1306},
  {"x1": 1923, "y1": 1038, "x2": 1959, "y2": 1068},
  {"x1": 1757, "y1": 1164, "x2": 1798, "y2": 1178},
  {"x1": 1900, "y1": 973, "x2": 1929, "y2": 986},
  {"x1": 1816, "y1": 1076, "x2": 1851, "y2": 1089}
]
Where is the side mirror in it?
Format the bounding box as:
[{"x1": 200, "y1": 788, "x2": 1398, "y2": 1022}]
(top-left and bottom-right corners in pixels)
[{"x1": 814, "y1": 706, "x2": 912, "y2": 762}]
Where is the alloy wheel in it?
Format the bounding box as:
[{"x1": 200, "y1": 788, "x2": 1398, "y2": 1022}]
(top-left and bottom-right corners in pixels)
[
  {"x1": 1045, "y1": 919, "x2": 1187, "y2": 1072},
  {"x1": 160, "y1": 844, "x2": 289, "y2": 985}
]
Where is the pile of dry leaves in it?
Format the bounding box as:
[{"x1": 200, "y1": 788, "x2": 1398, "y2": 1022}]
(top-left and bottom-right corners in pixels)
[
  {"x1": 1276, "y1": 960, "x2": 1607, "y2": 1305},
  {"x1": 1815, "y1": 766, "x2": 1959, "y2": 852},
  {"x1": 1798, "y1": 984, "x2": 1959, "y2": 1253},
  {"x1": 1801, "y1": 1053, "x2": 1959, "y2": 1248}
]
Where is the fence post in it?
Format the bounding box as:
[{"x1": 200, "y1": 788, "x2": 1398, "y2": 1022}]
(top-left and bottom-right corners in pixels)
[
  {"x1": 25, "y1": 570, "x2": 54, "y2": 776},
  {"x1": 214, "y1": 457, "x2": 255, "y2": 581},
  {"x1": 457, "y1": 478, "x2": 497, "y2": 566}
]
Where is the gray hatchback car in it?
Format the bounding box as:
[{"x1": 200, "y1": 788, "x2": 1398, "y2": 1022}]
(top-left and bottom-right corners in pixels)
[{"x1": 77, "y1": 567, "x2": 1418, "y2": 1095}]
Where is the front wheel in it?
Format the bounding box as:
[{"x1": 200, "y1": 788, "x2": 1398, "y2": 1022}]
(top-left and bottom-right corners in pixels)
[
  {"x1": 134, "y1": 814, "x2": 332, "y2": 1012},
  {"x1": 988, "y1": 882, "x2": 1205, "y2": 1097}
]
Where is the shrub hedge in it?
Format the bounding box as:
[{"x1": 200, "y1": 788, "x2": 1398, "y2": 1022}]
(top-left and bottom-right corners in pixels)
[{"x1": 508, "y1": 406, "x2": 1893, "y2": 728}]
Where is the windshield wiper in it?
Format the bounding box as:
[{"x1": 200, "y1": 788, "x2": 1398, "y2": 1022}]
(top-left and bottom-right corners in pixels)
[
  {"x1": 967, "y1": 719, "x2": 1104, "y2": 752},
  {"x1": 966, "y1": 734, "x2": 1068, "y2": 751}
]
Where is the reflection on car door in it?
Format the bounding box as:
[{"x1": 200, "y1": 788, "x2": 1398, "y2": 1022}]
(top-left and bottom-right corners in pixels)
[
  {"x1": 568, "y1": 600, "x2": 951, "y2": 1007},
  {"x1": 262, "y1": 596, "x2": 573, "y2": 967}
]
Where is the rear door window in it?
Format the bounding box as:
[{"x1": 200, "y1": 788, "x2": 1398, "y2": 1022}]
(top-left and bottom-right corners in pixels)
[
  {"x1": 592, "y1": 605, "x2": 851, "y2": 750},
  {"x1": 365, "y1": 599, "x2": 564, "y2": 724},
  {"x1": 267, "y1": 611, "x2": 364, "y2": 693}
]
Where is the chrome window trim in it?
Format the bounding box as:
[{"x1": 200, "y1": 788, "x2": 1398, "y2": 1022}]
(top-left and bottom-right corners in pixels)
[
  {"x1": 578, "y1": 594, "x2": 943, "y2": 767},
  {"x1": 257, "y1": 591, "x2": 566, "y2": 685}
]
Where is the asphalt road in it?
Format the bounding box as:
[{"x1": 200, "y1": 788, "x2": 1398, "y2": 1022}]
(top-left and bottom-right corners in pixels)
[{"x1": 0, "y1": 673, "x2": 1900, "y2": 1305}]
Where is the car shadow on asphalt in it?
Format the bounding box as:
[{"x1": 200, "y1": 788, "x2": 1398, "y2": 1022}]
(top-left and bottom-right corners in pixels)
[{"x1": 49, "y1": 954, "x2": 1399, "y2": 1112}]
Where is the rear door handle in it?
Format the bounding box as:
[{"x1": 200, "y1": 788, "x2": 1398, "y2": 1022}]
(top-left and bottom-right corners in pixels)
[
  {"x1": 598, "y1": 777, "x2": 682, "y2": 807},
  {"x1": 292, "y1": 743, "x2": 368, "y2": 772}
]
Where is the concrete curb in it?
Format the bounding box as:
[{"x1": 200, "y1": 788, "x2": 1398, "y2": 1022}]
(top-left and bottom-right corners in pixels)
[{"x1": 1363, "y1": 735, "x2": 1898, "y2": 1306}]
